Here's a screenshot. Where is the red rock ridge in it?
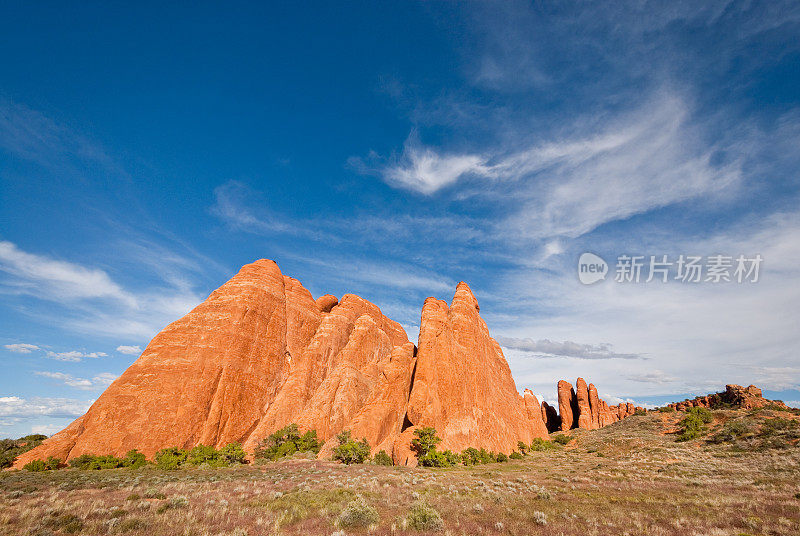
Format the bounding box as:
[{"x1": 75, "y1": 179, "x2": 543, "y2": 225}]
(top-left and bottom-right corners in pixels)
[
  {"x1": 15, "y1": 260, "x2": 414, "y2": 468},
  {"x1": 554, "y1": 377, "x2": 642, "y2": 431},
  {"x1": 14, "y1": 259, "x2": 643, "y2": 469},
  {"x1": 668, "y1": 384, "x2": 789, "y2": 411},
  {"x1": 398, "y1": 283, "x2": 550, "y2": 465}
]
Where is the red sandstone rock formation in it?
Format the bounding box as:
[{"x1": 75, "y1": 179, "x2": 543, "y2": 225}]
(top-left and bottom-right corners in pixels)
[
  {"x1": 554, "y1": 377, "x2": 640, "y2": 431},
  {"x1": 668, "y1": 384, "x2": 789, "y2": 411},
  {"x1": 401, "y1": 283, "x2": 549, "y2": 464},
  {"x1": 15, "y1": 263, "x2": 555, "y2": 469},
  {"x1": 558, "y1": 380, "x2": 577, "y2": 431},
  {"x1": 541, "y1": 401, "x2": 561, "y2": 433},
  {"x1": 575, "y1": 378, "x2": 594, "y2": 430},
  {"x1": 15, "y1": 260, "x2": 415, "y2": 468}
]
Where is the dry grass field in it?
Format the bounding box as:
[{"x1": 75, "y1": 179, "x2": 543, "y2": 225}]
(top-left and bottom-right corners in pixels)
[{"x1": 2, "y1": 410, "x2": 799, "y2": 536}]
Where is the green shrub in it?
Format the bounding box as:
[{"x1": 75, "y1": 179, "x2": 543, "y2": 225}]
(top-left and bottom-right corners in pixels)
[
  {"x1": 634, "y1": 408, "x2": 647, "y2": 416},
  {"x1": 460, "y1": 447, "x2": 480, "y2": 466},
  {"x1": 124, "y1": 449, "x2": 147, "y2": 468},
  {"x1": 517, "y1": 440, "x2": 529, "y2": 455},
  {"x1": 254, "y1": 424, "x2": 321, "y2": 461},
  {"x1": 551, "y1": 434, "x2": 570, "y2": 445},
  {"x1": 337, "y1": 496, "x2": 379, "y2": 528},
  {"x1": 19, "y1": 434, "x2": 48, "y2": 442},
  {"x1": 418, "y1": 450, "x2": 450, "y2": 467},
  {"x1": 657, "y1": 406, "x2": 675, "y2": 412},
  {"x1": 530, "y1": 438, "x2": 558, "y2": 451},
  {"x1": 372, "y1": 449, "x2": 393, "y2": 466},
  {"x1": 406, "y1": 501, "x2": 443, "y2": 531},
  {"x1": 154, "y1": 447, "x2": 188, "y2": 470},
  {"x1": 68, "y1": 450, "x2": 147, "y2": 470},
  {"x1": 187, "y1": 444, "x2": 219, "y2": 466},
  {"x1": 677, "y1": 407, "x2": 714, "y2": 441},
  {"x1": 411, "y1": 427, "x2": 441, "y2": 458},
  {"x1": 23, "y1": 459, "x2": 47, "y2": 472},
  {"x1": 23, "y1": 456, "x2": 61, "y2": 471},
  {"x1": 496, "y1": 452, "x2": 508, "y2": 462},
  {"x1": 709, "y1": 419, "x2": 755, "y2": 443},
  {"x1": 509, "y1": 451, "x2": 524, "y2": 460},
  {"x1": 332, "y1": 430, "x2": 370, "y2": 464},
  {"x1": 219, "y1": 442, "x2": 246, "y2": 465}
]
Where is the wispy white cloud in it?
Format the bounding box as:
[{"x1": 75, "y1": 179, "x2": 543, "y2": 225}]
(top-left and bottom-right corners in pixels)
[
  {"x1": 365, "y1": 132, "x2": 492, "y2": 195},
  {"x1": 0, "y1": 240, "x2": 203, "y2": 339},
  {"x1": 31, "y1": 423, "x2": 63, "y2": 436},
  {"x1": 0, "y1": 241, "x2": 137, "y2": 307},
  {"x1": 359, "y1": 94, "x2": 740, "y2": 243},
  {"x1": 0, "y1": 395, "x2": 93, "y2": 419},
  {"x1": 497, "y1": 337, "x2": 643, "y2": 360},
  {"x1": 45, "y1": 350, "x2": 108, "y2": 362},
  {"x1": 4, "y1": 343, "x2": 40, "y2": 354},
  {"x1": 34, "y1": 371, "x2": 118, "y2": 391},
  {"x1": 626, "y1": 370, "x2": 679, "y2": 384},
  {"x1": 116, "y1": 345, "x2": 141, "y2": 356}
]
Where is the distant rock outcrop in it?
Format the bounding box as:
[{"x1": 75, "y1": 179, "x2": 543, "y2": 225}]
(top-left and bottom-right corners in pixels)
[
  {"x1": 554, "y1": 377, "x2": 643, "y2": 431},
  {"x1": 668, "y1": 384, "x2": 790, "y2": 411}
]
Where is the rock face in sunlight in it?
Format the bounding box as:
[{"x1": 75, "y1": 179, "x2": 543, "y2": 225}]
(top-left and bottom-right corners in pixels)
[
  {"x1": 15, "y1": 259, "x2": 641, "y2": 469},
  {"x1": 15, "y1": 260, "x2": 414, "y2": 468},
  {"x1": 556, "y1": 377, "x2": 642, "y2": 431}
]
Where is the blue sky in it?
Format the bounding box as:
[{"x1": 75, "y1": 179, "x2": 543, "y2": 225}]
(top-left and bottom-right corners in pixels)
[{"x1": 2, "y1": 1, "x2": 799, "y2": 438}]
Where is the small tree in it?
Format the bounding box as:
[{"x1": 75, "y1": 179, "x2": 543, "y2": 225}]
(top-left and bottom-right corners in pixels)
[
  {"x1": 372, "y1": 450, "x2": 393, "y2": 466},
  {"x1": 124, "y1": 449, "x2": 148, "y2": 469},
  {"x1": 332, "y1": 430, "x2": 370, "y2": 465},
  {"x1": 410, "y1": 427, "x2": 441, "y2": 458},
  {"x1": 517, "y1": 440, "x2": 529, "y2": 455},
  {"x1": 254, "y1": 424, "x2": 321, "y2": 462},
  {"x1": 154, "y1": 447, "x2": 188, "y2": 470},
  {"x1": 187, "y1": 445, "x2": 220, "y2": 466},
  {"x1": 219, "y1": 443, "x2": 246, "y2": 465}
]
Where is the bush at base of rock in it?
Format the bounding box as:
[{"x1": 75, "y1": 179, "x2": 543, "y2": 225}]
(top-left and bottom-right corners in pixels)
[
  {"x1": 186, "y1": 443, "x2": 246, "y2": 467},
  {"x1": 154, "y1": 447, "x2": 189, "y2": 470},
  {"x1": 509, "y1": 451, "x2": 524, "y2": 460},
  {"x1": 23, "y1": 456, "x2": 61, "y2": 472},
  {"x1": 410, "y1": 427, "x2": 441, "y2": 458},
  {"x1": 529, "y1": 438, "x2": 558, "y2": 451},
  {"x1": 253, "y1": 423, "x2": 321, "y2": 462},
  {"x1": 69, "y1": 450, "x2": 147, "y2": 470},
  {"x1": 332, "y1": 430, "x2": 370, "y2": 464},
  {"x1": 551, "y1": 434, "x2": 571, "y2": 445},
  {"x1": 372, "y1": 450, "x2": 393, "y2": 466},
  {"x1": 418, "y1": 448, "x2": 459, "y2": 467}
]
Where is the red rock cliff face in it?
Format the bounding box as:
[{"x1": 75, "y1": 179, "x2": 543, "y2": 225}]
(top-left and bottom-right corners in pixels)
[
  {"x1": 554, "y1": 377, "x2": 641, "y2": 431},
  {"x1": 15, "y1": 259, "x2": 642, "y2": 469},
  {"x1": 15, "y1": 262, "x2": 555, "y2": 468},
  {"x1": 15, "y1": 260, "x2": 415, "y2": 468},
  {"x1": 401, "y1": 283, "x2": 549, "y2": 463}
]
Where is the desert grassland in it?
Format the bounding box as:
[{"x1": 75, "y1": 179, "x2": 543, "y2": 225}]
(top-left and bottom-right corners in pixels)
[{"x1": 1, "y1": 411, "x2": 799, "y2": 536}]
